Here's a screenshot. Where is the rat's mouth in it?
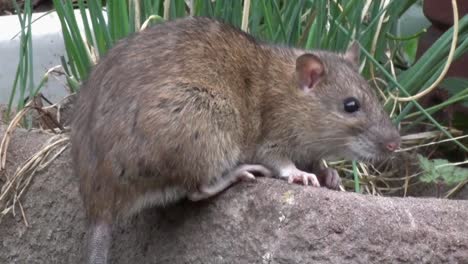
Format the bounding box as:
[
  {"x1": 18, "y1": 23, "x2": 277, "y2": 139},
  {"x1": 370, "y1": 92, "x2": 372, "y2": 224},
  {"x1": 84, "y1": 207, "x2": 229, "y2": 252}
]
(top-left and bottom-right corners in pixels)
[
  {"x1": 355, "y1": 152, "x2": 388, "y2": 163},
  {"x1": 323, "y1": 137, "x2": 395, "y2": 164},
  {"x1": 346, "y1": 139, "x2": 391, "y2": 163}
]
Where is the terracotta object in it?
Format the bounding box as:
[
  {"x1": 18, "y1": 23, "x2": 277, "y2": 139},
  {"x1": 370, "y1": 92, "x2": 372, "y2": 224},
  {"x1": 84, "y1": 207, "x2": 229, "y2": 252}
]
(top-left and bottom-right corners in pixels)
[{"x1": 416, "y1": 0, "x2": 468, "y2": 78}]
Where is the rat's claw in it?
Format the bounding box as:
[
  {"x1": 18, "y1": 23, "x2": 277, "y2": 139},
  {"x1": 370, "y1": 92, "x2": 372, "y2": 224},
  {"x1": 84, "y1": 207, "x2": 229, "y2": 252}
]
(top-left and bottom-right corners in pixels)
[
  {"x1": 302, "y1": 174, "x2": 309, "y2": 186},
  {"x1": 303, "y1": 173, "x2": 320, "y2": 187},
  {"x1": 238, "y1": 171, "x2": 256, "y2": 181},
  {"x1": 284, "y1": 170, "x2": 320, "y2": 187},
  {"x1": 310, "y1": 174, "x2": 320, "y2": 187}
]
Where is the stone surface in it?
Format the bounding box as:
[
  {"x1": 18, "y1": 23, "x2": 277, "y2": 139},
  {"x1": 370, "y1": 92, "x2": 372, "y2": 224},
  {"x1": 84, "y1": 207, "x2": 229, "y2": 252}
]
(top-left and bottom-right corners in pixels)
[{"x1": 1, "y1": 126, "x2": 468, "y2": 264}]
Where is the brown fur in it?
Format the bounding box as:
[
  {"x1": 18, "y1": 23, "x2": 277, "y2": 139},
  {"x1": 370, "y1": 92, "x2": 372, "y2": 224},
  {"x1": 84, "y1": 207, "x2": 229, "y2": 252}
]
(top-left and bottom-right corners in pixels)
[{"x1": 71, "y1": 16, "x2": 400, "y2": 263}]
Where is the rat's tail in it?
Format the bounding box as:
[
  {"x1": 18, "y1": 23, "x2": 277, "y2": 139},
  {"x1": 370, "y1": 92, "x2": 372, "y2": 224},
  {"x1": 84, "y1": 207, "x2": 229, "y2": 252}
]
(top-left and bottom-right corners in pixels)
[{"x1": 86, "y1": 220, "x2": 112, "y2": 264}]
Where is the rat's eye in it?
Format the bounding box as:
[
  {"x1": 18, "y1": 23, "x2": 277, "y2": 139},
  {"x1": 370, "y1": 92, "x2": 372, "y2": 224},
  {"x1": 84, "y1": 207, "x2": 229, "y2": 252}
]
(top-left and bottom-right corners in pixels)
[{"x1": 343, "y1": 97, "x2": 360, "y2": 113}]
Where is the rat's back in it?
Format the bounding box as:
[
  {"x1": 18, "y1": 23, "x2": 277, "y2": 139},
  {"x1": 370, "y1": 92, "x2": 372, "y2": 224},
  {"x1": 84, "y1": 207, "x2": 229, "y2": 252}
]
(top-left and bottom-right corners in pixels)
[{"x1": 89, "y1": 16, "x2": 263, "y2": 96}]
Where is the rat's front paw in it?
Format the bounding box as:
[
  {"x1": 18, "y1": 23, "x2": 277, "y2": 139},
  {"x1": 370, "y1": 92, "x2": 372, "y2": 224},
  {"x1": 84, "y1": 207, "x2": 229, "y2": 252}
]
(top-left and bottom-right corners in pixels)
[
  {"x1": 317, "y1": 168, "x2": 341, "y2": 190},
  {"x1": 280, "y1": 166, "x2": 320, "y2": 187}
]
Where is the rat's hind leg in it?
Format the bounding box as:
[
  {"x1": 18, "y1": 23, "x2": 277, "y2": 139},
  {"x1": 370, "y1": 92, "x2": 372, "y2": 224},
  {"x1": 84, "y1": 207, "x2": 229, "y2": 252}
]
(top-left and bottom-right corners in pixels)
[{"x1": 187, "y1": 164, "x2": 271, "y2": 201}]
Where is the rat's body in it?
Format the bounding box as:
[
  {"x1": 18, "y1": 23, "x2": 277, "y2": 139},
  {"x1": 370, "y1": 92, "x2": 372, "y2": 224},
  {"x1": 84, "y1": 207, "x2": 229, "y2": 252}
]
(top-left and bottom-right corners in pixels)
[{"x1": 71, "y1": 17, "x2": 400, "y2": 264}]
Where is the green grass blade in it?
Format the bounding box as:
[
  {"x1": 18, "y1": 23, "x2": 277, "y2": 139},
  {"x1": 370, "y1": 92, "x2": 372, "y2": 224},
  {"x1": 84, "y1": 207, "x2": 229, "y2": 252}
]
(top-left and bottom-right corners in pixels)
[{"x1": 271, "y1": 0, "x2": 287, "y2": 43}]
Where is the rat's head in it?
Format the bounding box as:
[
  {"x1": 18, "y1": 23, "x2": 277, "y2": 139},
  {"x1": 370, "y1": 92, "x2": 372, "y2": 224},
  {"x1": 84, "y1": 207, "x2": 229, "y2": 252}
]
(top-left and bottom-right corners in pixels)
[{"x1": 289, "y1": 42, "x2": 400, "y2": 162}]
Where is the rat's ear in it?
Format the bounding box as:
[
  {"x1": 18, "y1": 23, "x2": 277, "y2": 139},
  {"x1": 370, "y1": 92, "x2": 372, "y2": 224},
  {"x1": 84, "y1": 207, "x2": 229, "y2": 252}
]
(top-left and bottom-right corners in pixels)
[
  {"x1": 296, "y1": 53, "x2": 324, "y2": 92},
  {"x1": 344, "y1": 41, "x2": 360, "y2": 65}
]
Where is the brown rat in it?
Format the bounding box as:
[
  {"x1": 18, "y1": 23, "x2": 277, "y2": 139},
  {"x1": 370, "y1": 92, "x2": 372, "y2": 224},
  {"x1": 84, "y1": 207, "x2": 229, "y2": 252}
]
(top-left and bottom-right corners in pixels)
[{"x1": 70, "y1": 16, "x2": 400, "y2": 264}]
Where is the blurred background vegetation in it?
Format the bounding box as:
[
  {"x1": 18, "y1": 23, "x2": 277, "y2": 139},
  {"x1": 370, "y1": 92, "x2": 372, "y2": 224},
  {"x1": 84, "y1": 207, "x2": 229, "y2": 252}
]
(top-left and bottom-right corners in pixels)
[{"x1": 4, "y1": 0, "x2": 468, "y2": 198}]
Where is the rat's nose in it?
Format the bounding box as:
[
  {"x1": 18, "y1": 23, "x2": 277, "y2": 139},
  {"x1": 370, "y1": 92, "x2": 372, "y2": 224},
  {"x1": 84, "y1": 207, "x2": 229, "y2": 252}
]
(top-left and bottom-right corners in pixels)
[{"x1": 385, "y1": 141, "x2": 399, "y2": 152}]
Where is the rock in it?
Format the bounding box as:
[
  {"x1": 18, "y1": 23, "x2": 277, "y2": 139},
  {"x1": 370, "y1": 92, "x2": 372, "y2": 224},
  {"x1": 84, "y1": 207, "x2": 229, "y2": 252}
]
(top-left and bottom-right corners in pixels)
[{"x1": 1, "y1": 125, "x2": 468, "y2": 264}]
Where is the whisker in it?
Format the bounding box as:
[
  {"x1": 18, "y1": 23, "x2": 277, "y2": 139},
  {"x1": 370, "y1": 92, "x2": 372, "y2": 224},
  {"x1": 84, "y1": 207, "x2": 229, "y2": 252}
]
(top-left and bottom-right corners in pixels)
[
  {"x1": 275, "y1": 132, "x2": 349, "y2": 143},
  {"x1": 315, "y1": 143, "x2": 349, "y2": 160},
  {"x1": 301, "y1": 138, "x2": 348, "y2": 146}
]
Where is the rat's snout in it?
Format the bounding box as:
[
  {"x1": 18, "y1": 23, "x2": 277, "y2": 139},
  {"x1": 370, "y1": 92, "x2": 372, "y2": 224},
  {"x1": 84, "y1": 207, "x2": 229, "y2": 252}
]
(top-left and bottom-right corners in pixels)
[
  {"x1": 381, "y1": 132, "x2": 401, "y2": 153},
  {"x1": 385, "y1": 140, "x2": 400, "y2": 152}
]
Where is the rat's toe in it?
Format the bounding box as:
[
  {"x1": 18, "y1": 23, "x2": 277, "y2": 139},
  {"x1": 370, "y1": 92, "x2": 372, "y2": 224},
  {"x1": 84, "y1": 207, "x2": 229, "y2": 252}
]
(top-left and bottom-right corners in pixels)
[{"x1": 322, "y1": 168, "x2": 341, "y2": 190}]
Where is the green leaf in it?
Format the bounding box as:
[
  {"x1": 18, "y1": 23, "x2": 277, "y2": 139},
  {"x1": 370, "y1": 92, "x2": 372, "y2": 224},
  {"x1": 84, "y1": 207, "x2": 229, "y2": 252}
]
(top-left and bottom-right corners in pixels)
[
  {"x1": 418, "y1": 154, "x2": 468, "y2": 185},
  {"x1": 418, "y1": 154, "x2": 433, "y2": 171}
]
